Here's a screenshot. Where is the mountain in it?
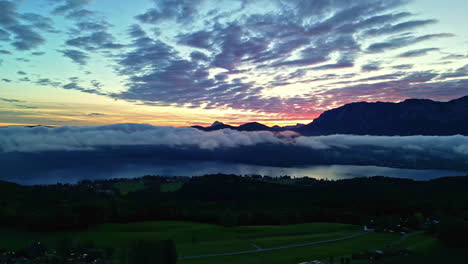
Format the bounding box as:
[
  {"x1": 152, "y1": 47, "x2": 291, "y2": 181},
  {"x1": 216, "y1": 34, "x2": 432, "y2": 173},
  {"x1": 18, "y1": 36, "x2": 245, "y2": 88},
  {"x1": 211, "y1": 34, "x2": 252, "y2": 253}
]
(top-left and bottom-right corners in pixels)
[
  {"x1": 237, "y1": 122, "x2": 271, "y2": 131},
  {"x1": 192, "y1": 121, "x2": 234, "y2": 131},
  {"x1": 193, "y1": 95, "x2": 468, "y2": 136},
  {"x1": 298, "y1": 95, "x2": 468, "y2": 136}
]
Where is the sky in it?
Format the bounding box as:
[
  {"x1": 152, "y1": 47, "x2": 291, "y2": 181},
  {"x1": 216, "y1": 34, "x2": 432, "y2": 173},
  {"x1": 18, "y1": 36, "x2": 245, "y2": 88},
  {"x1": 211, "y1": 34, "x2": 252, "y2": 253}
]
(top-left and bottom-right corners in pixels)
[{"x1": 0, "y1": 0, "x2": 467, "y2": 127}]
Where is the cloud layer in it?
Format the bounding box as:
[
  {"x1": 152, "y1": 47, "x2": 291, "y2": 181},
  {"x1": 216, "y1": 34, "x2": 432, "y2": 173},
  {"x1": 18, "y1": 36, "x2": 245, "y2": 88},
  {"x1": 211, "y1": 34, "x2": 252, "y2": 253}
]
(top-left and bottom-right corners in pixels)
[{"x1": 0, "y1": 124, "x2": 467, "y2": 184}]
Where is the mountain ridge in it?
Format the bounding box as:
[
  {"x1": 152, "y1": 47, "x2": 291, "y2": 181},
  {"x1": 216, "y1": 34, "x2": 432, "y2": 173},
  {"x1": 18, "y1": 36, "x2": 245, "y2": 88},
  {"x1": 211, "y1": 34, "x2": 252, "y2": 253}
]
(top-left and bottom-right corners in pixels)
[{"x1": 192, "y1": 95, "x2": 468, "y2": 136}]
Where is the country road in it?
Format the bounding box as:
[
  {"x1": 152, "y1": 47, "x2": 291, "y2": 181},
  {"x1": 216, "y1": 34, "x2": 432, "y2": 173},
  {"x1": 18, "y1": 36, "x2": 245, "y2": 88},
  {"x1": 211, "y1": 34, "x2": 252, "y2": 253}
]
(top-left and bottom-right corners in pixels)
[{"x1": 179, "y1": 232, "x2": 369, "y2": 260}]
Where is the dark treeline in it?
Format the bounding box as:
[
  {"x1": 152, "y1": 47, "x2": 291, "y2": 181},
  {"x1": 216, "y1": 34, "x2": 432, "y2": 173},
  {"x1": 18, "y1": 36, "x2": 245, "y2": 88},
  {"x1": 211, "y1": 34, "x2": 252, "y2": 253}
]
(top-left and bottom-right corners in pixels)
[{"x1": 1, "y1": 174, "x2": 468, "y2": 246}]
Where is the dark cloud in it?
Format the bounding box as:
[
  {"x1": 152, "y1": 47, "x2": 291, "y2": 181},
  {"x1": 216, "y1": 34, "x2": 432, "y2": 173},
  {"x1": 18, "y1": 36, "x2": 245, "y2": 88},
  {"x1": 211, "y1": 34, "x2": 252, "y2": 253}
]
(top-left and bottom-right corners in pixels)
[
  {"x1": 31, "y1": 51, "x2": 45, "y2": 56},
  {"x1": 7, "y1": 24, "x2": 45, "y2": 50},
  {"x1": 128, "y1": 24, "x2": 146, "y2": 38},
  {"x1": 135, "y1": 0, "x2": 205, "y2": 24},
  {"x1": 52, "y1": 0, "x2": 91, "y2": 15},
  {"x1": 190, "y1": 51, "x2": 209, "y2": 61},
  {"x1": 63, "y1": 82, "x2": 106, "y2": 95},
  {"x1": 20, "y1": 13, "x2": 57, "y2": 32},
  {"x1": 14, "y1": 105, "x2": 37, "y2": 109},
  {"x1": 58, "y1": 49, "x2": 89, "y2": 65},
  {"x1": 35, "y1": 78, "x2": 62, "y2": 87},
  {"x1": 0, "y1": 49, "x2": 11, "y2": 55},
  {"x1": 17, "y1": 71, "x2": 26, "y2": 75},
  {"x1": 441, "y1": 54, "x2": 468, "y2": 60},
  {"x1": 438, "y1": 64, "x2": 468, "y2": 80},
  {"x1": 177, "y1": 30, "x2": 213, "y2": 49},
  {"x1": 65, "y1": 9, "x2": 95, "y2": 20},
  {"x1": 65, "y1": 31, "x2": 124, "y2": 50},
  {"x1": 0, "y1": 28, "x2": 11, "y2": 41},
  {"x1": 0, "y1": 0, "x2": 18, "y2": 25},
  {"x1": 364, "y1": 19, "x2": 437, "y2": 36},
  {"x1": 398, "y1": 48, "x2": 439, "y2": 57},
  {"x1": 367, "y1": 33, "x2": 453, "y2": 53},
  {"x1": 16, "y1": 58, "x2": 30, "y2": 62},
  {"x1": 1, "y1": 78, "x2": 12, "y2": 83},
  {"x1": 359, "y1": 72, "x2": 405, "y2": 81},
  {"x1": 0, "y1": 97, "x2": 24, "y2": 103},
  {"x1": 392, "y1": 64, "x2": 413, "y2": 70},
  {"x1": 74, "y1": 21, "x2": 110, "y2": 32},
  {"x1": 87, "y1": 112, "x2": 105, "y2": 116},
  {"x1": 361, "y1": 61, "x2": 382, "y2": 72}
]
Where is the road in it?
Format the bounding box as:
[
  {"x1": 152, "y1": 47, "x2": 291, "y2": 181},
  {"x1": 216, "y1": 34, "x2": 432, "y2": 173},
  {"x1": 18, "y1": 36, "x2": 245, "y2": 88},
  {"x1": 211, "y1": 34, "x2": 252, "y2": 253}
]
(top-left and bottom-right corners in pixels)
[{"x1": 179, "y1": 232, "x2": 369, "y2": 260}]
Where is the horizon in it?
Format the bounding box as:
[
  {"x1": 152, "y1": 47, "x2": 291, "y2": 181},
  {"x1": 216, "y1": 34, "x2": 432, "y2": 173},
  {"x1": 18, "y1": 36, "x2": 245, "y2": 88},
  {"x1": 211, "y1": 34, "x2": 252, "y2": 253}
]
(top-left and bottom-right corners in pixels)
[
  {"x1": 1, "y1": 93, "x2": 467, "y2": 128},
  {"x1": 1, "y1": 0, "x2": 468, "y2": 127}
]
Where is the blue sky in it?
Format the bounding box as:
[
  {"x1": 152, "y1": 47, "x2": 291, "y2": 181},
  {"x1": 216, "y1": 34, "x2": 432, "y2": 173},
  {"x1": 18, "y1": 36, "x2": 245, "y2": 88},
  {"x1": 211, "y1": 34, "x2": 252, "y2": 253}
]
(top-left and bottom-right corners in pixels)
[{"x1": 0, "y1": 0, "x2": 467, "y2": 126}]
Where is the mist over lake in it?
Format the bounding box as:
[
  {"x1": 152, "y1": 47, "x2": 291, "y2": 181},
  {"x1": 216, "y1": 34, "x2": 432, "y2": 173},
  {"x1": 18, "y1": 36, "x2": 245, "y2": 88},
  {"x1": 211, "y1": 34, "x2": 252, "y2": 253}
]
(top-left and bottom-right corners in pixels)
[{"x1": 1, "y1": 124, "x2": 467, "y2": 184}]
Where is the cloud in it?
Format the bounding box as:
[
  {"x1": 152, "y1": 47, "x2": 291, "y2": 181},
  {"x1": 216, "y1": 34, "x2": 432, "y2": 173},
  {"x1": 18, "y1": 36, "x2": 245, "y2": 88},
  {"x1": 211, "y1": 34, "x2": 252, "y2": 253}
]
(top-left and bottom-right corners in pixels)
[
  {"x1": 20, "y1": 13, "x2": 57, "y2": 32},
  {"x1": 0, "y1": 97, "x2": 25, "y2": 103},
  {"x1": 65, "y1": 31, "x2": 124, "y2": 50},
  {"x1": 59, "y1": 49, "x2": 89, "y2": 65},
  {"x1": 31, "y1": 51, "x2": 45, "y2": 56},
  {"x1": 0, "y1": 124, "x2": 288, "y2": 152},
  {"x1": 398, "y1": 48, "x2": 439, "y2": 57},
  {"x1": 0, "y1": 124, "x2": 466, "y2": 157},
  {"x1": 0, "y1": 28, "x2": 11, "y2": 40},
  {"x1": 438, "y1": 64, "x2": 468, "y2": 80},
  {"x1": 367, "y1": 33, "x2": 453, "y2": 53},
  {"x1": 63, "y1": 82, "x2": 106, "y2": 95},
  {"x1": 177, "y1": 30, "x2": 213, "y2": 49},
  {"x1": 0, "y1": 49, "x2": 11, "y2": 55},
  {"x1": 135, "y1": 0, "x2": 205, "y2": 24},
  {"x1": 14, "y1": 105, "x2": 38, "y2": 109},
  {"x1": 0, "y1": 125, "x2": 466, "y2": 184},
  {"x1": 87, "y1": 112, "x2": 105, "y2": 116},
  {"x1": 65, "y1": 9, "x2": 95, "y2": 20},
  {"x1": 0, "y1": 0, "x2": 18, "y2": 25},
  {"x1": 7, "y1": 24, "x2": 45, "y2": 50},
  {"x1": 35, "y1": 78, "x2": 62, "y2": 87},
  {"x1": 52, "y1": 0, "x2": 91, "y2": 15},
  {"x1": 364, "y1": 19, "x2": 437, "y2": 36},
  {"x1": 361, "y1": 61, "x2": 382, "y2": 71},
  {"x1": 392, "y1": 64, "x2": 413, "y2": 70}
]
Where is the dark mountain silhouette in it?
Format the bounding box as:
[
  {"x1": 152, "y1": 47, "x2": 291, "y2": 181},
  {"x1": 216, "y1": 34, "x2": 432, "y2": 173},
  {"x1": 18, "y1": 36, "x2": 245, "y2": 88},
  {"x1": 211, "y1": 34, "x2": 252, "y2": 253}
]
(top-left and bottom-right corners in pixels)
[
  {"x1": 192, "y1": 121, "x2": 270, "y2": 132},
  {"x1": 298, "y1": 95, "x2": 468, "y2": 136},
  {"x1": 192, "y1": 121, "x2": 234, "y2": 131},
  {"x1": 237, "y1": 122, "x2": 271, "y2": 131},
  {"x1": 193, "y1": 95, "x2": 468, "y2": 136}
]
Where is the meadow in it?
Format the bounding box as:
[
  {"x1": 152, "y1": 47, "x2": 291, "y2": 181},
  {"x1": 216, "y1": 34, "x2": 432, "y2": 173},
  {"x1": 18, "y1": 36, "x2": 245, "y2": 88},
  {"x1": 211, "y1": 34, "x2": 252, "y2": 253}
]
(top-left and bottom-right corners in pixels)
[{"x1": 0, "y1": 221, "x2": 403, "y2": 263}]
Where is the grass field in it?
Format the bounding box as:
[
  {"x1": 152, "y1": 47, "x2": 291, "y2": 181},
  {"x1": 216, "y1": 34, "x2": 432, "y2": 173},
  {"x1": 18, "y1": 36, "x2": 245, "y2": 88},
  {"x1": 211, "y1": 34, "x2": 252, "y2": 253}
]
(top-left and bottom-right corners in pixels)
[{"x1": 0, "y1": 221, "x2": 403, "y2": 264}]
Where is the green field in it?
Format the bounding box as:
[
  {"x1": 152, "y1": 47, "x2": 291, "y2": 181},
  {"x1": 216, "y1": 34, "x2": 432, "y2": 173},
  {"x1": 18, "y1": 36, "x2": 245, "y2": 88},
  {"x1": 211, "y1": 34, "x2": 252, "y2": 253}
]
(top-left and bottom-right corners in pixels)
[{"x1": 0, "y1": 221, "x2": 403, "y2": 264}]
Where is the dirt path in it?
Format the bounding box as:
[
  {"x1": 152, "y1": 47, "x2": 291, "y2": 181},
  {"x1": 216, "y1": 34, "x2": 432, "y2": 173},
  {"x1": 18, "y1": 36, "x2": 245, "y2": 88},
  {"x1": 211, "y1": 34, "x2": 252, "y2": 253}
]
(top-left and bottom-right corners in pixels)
[{"x1": 179, "y1": 232, "x2": 369, "y2": 260}]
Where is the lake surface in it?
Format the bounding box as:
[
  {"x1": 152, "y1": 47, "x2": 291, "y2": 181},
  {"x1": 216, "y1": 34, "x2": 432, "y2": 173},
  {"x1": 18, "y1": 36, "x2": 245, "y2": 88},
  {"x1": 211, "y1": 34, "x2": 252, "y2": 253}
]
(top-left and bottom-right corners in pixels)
[{"x1": 11, "y1": 161, "x2": 467, "y2": 185}]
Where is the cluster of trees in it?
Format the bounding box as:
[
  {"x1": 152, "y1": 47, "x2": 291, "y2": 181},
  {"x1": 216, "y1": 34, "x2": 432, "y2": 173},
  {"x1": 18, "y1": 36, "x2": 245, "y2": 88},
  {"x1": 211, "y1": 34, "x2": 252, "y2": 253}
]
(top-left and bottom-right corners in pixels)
[{"x1": 1, "y1": 174, "x2": 468, "y2": 247}]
